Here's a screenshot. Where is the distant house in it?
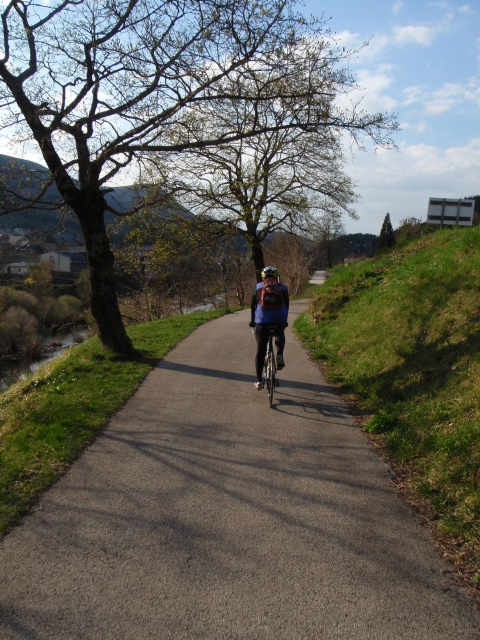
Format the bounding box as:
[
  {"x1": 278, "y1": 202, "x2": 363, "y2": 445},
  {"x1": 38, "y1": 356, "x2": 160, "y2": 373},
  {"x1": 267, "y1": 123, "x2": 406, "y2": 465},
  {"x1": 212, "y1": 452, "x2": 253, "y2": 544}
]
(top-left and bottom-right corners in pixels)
[
  {"x1": 40, "y1": 251, "x2": 88, "y2": 273},
  {"x1": 8, "y1": 235, "x2": 29, "y2": 248},
  {"x1": 344, "y1": 253, "x2": 361, "y2": 265},
  {"x1": 4, "y1": 262, "x2": 30, "y2": 275}
]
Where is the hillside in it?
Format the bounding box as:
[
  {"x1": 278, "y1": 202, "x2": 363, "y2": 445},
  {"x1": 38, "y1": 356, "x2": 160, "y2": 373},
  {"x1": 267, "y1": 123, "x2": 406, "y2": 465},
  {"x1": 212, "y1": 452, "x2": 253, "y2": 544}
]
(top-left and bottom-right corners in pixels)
[
  {"x1": 0, "y1": 154, "x2": 190, "y2": 239},
  {"x1": 295, "y1": 226, "x2": 480, "y2": 592}
]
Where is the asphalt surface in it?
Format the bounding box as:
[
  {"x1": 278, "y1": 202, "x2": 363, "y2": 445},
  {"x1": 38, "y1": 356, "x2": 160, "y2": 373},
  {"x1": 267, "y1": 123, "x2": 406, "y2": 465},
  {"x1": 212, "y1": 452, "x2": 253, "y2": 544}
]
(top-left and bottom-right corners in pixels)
[
  {"x1": 1, "y1": 302, "x2": 479, "y2": 639},
  {"x1": 309, "y1": 270, "x2": 327, "y2": 285}
]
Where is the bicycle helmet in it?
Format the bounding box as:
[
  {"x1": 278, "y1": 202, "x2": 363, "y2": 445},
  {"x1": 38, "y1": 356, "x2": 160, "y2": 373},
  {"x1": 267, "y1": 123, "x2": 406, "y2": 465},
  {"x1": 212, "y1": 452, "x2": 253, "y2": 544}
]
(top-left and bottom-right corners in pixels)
[{"x1": 261, "y1": 266, "x2": 280, "y2": 279}]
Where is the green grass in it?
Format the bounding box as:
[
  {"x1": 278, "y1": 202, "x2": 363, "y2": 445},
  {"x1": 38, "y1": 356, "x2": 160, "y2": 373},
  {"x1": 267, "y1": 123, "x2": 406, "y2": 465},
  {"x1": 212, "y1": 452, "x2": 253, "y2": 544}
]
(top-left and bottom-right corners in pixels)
[
  {"x1": 294, "y1": 226, "x2": 480, "y2": 584},
  {"x1": 291, "y1": 281, "x2": 325, "y2": 300},
  {"x1": 0, "y1": 308, "x2": 231, "y2": 536}
]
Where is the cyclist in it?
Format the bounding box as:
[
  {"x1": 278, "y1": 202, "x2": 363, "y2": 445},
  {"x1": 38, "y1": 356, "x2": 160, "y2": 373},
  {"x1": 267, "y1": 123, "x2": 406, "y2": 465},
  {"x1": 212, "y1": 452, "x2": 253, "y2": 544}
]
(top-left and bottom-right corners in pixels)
[{"x1": 249, "y1": 266, "x2": 289, "y2": 390}]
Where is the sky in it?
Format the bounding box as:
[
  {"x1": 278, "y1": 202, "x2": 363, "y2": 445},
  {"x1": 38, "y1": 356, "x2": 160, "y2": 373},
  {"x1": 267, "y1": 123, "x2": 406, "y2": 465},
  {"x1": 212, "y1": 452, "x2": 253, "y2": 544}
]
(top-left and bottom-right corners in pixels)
[
  {"x1": 1, "y1": 1, "x2": 479, "y2": 236},
  {"x1": 298, "y1": 0, "x2": 480, "y2": 234}
]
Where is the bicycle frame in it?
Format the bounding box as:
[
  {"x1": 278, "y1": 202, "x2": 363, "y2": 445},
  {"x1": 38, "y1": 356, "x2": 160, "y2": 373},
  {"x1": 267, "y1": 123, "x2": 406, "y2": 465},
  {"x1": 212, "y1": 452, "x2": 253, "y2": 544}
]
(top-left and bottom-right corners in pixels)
[{"x1": 263, "y1": 327, "x2": 279, "y2": 407}]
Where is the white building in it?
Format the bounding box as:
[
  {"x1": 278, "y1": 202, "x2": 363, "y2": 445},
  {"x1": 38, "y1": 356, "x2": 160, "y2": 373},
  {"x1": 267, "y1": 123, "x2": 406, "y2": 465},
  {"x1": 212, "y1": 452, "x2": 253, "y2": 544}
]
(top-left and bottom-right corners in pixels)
[
  {"x1": 8, "y1": 235, "x2": 29, "y2": 248},
  {"x1": 40, "y1": 251, "x2": 88, "y2": 273},
  {"x1": 4, "y1": 262, "x2": 30, "y2": 275}
]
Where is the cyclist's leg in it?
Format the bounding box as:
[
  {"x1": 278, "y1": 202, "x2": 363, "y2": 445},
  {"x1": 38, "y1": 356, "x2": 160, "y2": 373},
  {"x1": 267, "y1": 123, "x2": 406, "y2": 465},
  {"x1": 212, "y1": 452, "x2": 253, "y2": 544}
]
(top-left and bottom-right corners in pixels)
[
  {"x1": 254, "y1": 324, "x2": 269, "y2": 383},
  {"x1": 274, "y1": 325, "x2": 285, "y2": 369},
  {"x1": 274, "y1": 325, "x2": 285, "y2": 357}
]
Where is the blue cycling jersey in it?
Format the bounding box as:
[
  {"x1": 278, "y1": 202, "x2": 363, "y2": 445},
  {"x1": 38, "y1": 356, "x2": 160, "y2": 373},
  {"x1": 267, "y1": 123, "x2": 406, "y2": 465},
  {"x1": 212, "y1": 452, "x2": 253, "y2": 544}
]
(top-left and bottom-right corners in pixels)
[{"x1": 253, "y1": 282, "x2": 288, "y2": 324}]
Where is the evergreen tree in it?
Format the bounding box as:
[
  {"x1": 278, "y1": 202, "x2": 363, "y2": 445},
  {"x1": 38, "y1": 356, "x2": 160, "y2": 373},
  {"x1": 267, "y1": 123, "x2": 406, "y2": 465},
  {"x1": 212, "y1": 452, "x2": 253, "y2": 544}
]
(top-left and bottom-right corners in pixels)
[{"x1": 379, "y1": 213, "x2": 396, "y2": 249}]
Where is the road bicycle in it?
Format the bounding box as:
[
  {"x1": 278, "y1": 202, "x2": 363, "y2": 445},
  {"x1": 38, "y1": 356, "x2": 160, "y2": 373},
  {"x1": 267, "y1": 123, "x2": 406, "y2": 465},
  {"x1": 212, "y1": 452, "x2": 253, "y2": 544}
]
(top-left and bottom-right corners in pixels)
[{"x1": 263, "y1": 326, "x2": 279, "y2": 408}]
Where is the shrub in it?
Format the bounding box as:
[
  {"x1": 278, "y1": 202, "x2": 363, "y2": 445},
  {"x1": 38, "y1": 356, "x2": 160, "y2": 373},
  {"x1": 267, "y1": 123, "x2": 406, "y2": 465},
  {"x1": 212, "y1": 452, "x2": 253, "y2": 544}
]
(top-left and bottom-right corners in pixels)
[
  {"x1": 0, "y1": 287, "x2": 40, "y2": 320},
  {"x1": 25, "y1": 263, "x2": 53, "y2": 301},
  {"x1": 0, "y1": 307, "x2": 40, "y2": 356},
  {"x1": 75, "y1": 268, "x2": 91, "y2": 304},
  {"x1": 44, "y1": 295, "x2": 83, "y2": 328}
]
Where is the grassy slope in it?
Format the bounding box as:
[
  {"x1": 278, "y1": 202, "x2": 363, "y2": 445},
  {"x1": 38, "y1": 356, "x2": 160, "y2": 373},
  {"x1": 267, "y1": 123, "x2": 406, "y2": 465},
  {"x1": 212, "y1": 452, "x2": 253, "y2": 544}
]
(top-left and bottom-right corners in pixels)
[
  {"x1": 295, "y1": 227, "x2": 480, "y2": 587},
  {"x1": 290, "y1": 281, "x2": 324, "y2": 300},
  {"x1": 0, "y1": 309, "x2": 231, "y2": 535}
]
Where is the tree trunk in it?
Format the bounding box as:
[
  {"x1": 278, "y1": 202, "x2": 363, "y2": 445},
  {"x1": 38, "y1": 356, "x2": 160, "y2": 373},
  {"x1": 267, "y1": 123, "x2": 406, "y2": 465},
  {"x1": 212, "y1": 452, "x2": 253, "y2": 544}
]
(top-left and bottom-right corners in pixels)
[
  {"x1": 236, "y1": 280, "x2": 245, "y2": 306},
  {"x1": 75, "y1": 199, "x2": 133, "y2": 354},
  {"x1": 326, "y1": 242, "x2": 333, "y2": 269},
  {"x1": 249, "y1": 238, "x2": 265, "y2": 283}
]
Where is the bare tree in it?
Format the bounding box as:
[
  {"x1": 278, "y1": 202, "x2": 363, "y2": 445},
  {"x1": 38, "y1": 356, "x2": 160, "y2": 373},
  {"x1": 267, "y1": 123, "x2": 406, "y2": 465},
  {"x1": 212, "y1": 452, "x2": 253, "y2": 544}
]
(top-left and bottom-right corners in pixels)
[
  {"x1": 114, "y1": 247, "x2": 173, "y2": 323},
  {"x1": 265, "y1": 233, "x2": 310, "y2": 295},
  {"x1": 310, "y1": 209, "x2": 346, "y2": 269},
  {"x1": 115, "y1": 208, "x2": 252, "y2": 313},
  {"x1": 159, "y1": 42, "x2": 397, "y2": 280},
  {"x1": 0, "y1": 0, "x2": 324, "y2": 352}
]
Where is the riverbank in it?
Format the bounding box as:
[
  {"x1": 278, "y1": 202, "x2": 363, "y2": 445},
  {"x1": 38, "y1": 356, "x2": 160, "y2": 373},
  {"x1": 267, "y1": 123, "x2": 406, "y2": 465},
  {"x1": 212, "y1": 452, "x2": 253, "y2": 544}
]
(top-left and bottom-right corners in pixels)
[{"x1": 0, "y1": 329, "x2": 89, "y2": 391}]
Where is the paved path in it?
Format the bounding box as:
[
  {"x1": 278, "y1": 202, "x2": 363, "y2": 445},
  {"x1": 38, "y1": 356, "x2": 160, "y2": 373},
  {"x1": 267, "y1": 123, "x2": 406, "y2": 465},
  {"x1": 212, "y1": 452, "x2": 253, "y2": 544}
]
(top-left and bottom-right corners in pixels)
[
  {"x1": 309, "y1": 270, "x2": 327, "y2": 285},
  {"x1": 1, "y1": 302, "x2": 479, "y2": 639}
]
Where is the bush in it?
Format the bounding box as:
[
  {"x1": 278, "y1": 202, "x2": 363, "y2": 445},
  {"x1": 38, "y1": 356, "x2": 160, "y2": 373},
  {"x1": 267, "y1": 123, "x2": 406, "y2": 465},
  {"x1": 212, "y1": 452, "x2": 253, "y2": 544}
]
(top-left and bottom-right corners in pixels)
[
  {"x1": 25, "y1": 263, "x2": 53, "y2": 301},
  {"x1": 0, "y1": 287, "x2": 40, "y2": 320},
  {"x1": 0, "y1": 307, "x2": 40, "y2": 356},
  {"x1": 44, "y1": 295, "x2": 83, "y2": 328},
  {"x1": 75, "y1": 268, "x2": 91, "y2": 304}
]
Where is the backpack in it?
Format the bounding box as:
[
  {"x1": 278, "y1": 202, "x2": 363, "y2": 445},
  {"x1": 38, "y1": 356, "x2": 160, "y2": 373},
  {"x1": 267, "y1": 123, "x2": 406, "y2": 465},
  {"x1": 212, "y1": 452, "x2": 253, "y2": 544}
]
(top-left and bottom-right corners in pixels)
[{"x1": 257, "y1": 278, "x2": 283, "y2": 309}]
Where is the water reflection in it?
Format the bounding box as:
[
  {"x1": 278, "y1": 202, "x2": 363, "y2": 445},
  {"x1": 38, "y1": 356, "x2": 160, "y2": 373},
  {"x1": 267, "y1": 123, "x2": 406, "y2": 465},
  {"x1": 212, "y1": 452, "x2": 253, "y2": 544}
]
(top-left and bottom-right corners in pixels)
[{"x1": 0, "y1": 329, "x2": 89, "y2": 391}]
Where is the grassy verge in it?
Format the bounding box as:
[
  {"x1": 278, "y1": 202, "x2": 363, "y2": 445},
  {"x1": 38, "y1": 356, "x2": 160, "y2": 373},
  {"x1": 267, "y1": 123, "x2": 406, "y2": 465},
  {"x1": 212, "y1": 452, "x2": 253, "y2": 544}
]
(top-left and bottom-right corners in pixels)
[
  {"x1": 0, "y1": 308, "x2": 231, "y2": 536},
  {"x1": 294, "y1": 227, "x2": 480, "y2": 591},
  {"x1": 291, "y1": 281, "x2": 325, "y2": 300}
]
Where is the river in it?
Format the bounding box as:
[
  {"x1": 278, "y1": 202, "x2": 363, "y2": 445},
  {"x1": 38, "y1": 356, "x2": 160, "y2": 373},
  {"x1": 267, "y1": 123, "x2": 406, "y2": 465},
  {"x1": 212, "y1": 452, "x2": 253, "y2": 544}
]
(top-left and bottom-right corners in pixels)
[
  {"x1": 0, "y1": 329, "x2": 89, "y2": 391},
  {"x1": 0, "y1": 301, "x2": 219, "y2": 391}
]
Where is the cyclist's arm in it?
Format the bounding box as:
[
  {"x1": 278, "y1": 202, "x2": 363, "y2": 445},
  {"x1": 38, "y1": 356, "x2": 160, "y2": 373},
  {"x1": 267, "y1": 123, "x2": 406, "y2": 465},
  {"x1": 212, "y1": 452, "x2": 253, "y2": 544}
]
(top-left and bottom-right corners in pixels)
[{"x1": 283, "y1": 286, "x2": 289, "y2": 311}]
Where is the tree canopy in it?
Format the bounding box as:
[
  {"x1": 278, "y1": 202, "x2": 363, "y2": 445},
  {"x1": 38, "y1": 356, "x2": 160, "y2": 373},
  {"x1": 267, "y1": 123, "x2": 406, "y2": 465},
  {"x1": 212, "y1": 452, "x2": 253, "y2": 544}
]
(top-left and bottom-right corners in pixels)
[
  {"x1": 379, "y1": 213, "x2": 396, "y2": 249},
  {"x1": 154, "y1": 42, "x2": 397, "y2": 279},
  {"x1": 0, "y1": 0, "x2": 345, "y2": 351}
]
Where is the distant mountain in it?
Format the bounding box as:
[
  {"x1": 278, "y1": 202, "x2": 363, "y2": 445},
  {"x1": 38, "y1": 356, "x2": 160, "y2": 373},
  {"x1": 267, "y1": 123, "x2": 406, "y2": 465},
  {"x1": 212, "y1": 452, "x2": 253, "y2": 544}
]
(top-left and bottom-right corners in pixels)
[
  {"x1": 0, "y1": 154, "x2": 70, "y2": 234},
  {"x1": 0, "y1": 154, "x2": 190, "y2": 242},
  {"x1": 0, "y1": 154, "x2": 50, "y2": 175}
]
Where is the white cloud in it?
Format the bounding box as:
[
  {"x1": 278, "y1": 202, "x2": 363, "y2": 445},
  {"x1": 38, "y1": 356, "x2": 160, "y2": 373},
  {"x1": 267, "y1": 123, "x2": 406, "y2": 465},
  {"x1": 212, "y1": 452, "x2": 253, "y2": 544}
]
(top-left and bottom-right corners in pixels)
[
  {"x1": 402, "y1": 86, "x2": 425, "y2": 106},
  {"x1": 365, "y1": 35, "x2": 390, "y2": 58},
  {"x1": 392, "y1": 12, "x2": 454, "y2": 47},
  {"x1": 345, "y1": 138, "x2": 480, "y2": 234},
  {"x1": 336, "y1": 15, "x2": 454, "y2": 60},
  {"x1": 337, "y1": 67, "x2": 398, "y2": 115},
  {"x1": 402, "y1": 79, "x2": 480, "y2": 115},
  {"x1": 393, "y1": 0, "x2": 404, "y2": 14},
  {"x1": 333, "y1": 30, "x2": 361, "y2": 48},
  {"x1": 400, "y1": 121, "x2": 428, "y2": 133},
  {"x1": 459, "y1": 5, "x2": 475, "y2": 14},
  {"x1": 356, "y1": 69, "x2": 398, "y2": 109},
  {"x1": 334, "y1": 31, "x2": 389, "y2": 60},
  {"x1": 393, "y1": 25, "x2": 437, "y2": 46},
  {"x1": 424, "y1": 82, "x2": 464, "y2": 114}
]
